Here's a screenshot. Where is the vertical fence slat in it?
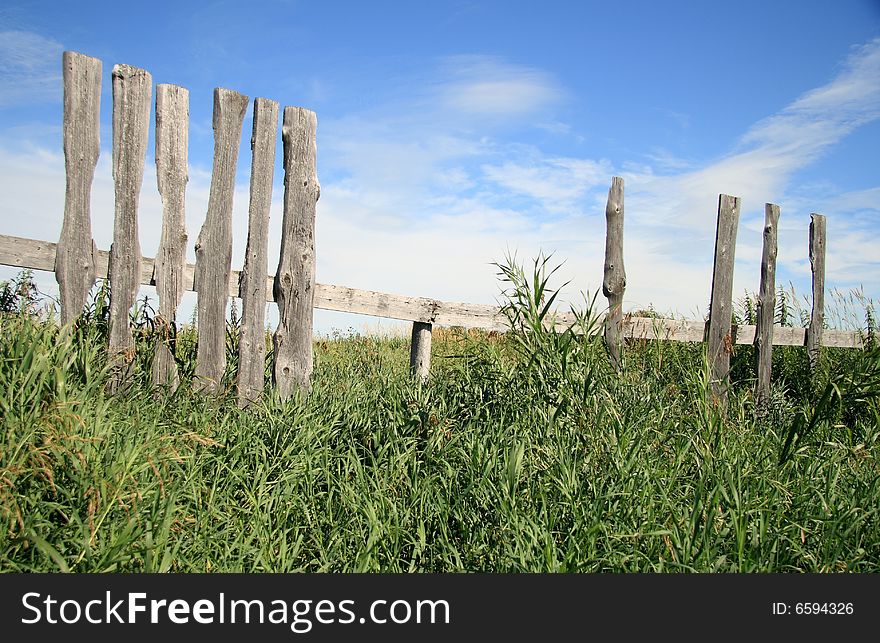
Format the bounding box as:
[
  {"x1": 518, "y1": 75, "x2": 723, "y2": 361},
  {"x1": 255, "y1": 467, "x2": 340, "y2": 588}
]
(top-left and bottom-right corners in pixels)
[
  {"x1": 410, "y1": 321, "x2": 432, "y2": 383},
  {"x1": 56, "y1": 51, "x2": 101, "y2": 326},
  {"x1": 152, "y1": 84, "x2": 189, "y2": 390},
  {"x1": 603, "y1": 176, "x2": 626, "y2": 371},
  {"x1": 194, "y1": 88, "x2": 249, "y2": 393},
  {"x1": 754, "y1": 203, "x2": 780, "y2": 408},
  {"x1": 806, "y1": 213, "x2": 827, "y2": 370},
  {"x1": 274, "y1": 106, "x2": 319, "y2": 399},
  {"x1": 237, "y1": 97, "x2": 279, "y2": 407},
  {"x1": 108, "y1": 64, "x2": 152, "y2": 391},
  {"x1": 706, "y1": 194, "x2": 741, "y2": 405}
]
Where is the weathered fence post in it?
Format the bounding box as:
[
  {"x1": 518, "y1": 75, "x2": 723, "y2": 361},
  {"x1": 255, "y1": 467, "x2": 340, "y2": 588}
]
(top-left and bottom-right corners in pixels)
[
  {"x1": 56, "y1": 51, "x2": 101, "y2": 326},
  {"x1": 152, "y1": 84, "x2": 189, "y2": 391},
  {"x1": 274, "y1": 106, "x2": 319, "y2": 399},
  {"x1": 238, "y1": 97, "x2": 279, "y2": 407},
  {"x1": 410, "y1": 321, "x2": 432, "y2": 383},
  {"x1": 603, "y1": 176, "x2": 626, "y2": 371},
  {"x1": 754, "y1": 203, "x2": 780, "y2": 409},
  {"x1": 806, "y1": 213, "x2": 827, "y2": 371},
  {"x1": 705, "y1": 194, "x2": 741, "y2": 406},
  {"x1": 108, "y1": 64, "x2": 152, "y2": 392},
  {"x1": 194, "y1": 88, "x2": 249, "y2": 393}
]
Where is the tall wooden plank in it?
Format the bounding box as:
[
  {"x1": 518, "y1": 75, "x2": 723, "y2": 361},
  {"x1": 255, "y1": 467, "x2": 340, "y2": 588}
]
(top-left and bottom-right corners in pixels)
[
  {"x1": 705, "y1": 194, "x2": 741, "y2": 405},
  {"x1": 151, "y1": 84, "x2": 189, "y2": 390},
  {"x1": 273, "y1": 106, "x2": 319, "y2": 399},
  {"x1": 194, "y1": 88, "x2": 249, "y2": 393},
  {"x1": 410, "y1": 321, "x2": 432, "y2": 384},
  {"x1": 55, "y1": 51, "x2": 101, "y2": 326},
  {"x1": 806, "y1": 213, "x2": 827, "y2": 371},
  {"x1": 602, "y1": 176, "x2": 626, "y2": 371},
  {"x1": 237, "y1": 97, "x2": 279, "y2": 407},
  {"x1": 107, "y1": 64, "x2": 152, "y2": 392},
  {"x1": 754, "y1": 203, "x2": 780, "y2": 408}
]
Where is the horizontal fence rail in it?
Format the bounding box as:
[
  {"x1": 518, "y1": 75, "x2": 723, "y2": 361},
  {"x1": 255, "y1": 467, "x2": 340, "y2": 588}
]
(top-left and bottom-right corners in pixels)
[{"x1": 0, "y1": 233, "x2": 865, "y2": 349}]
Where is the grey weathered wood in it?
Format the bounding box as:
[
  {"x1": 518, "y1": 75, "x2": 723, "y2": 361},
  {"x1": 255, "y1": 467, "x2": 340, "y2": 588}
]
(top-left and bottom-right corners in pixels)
[
  {"x1": 705, "y1": 194, "x2": 741, "y2": 405},
  {"x1": 107, "y1": 64, "x2": 152, "y2": 392},
  {"x1": 0, "y1": 233, "x2": 868, "y2": 349},
  {"x1": 410, "y1": 321, "x2": 432, "y2": 383},
  {"x1": 194, "y1": 88, "x2": 249, "y2": 393},
  {"x1": 273, "y1": 106, "x2": 319, "y2": 399},
  {"x1": 754, "y1": 203, "x2": 780, "y2": 407},
  {"x1": 237, "y1": 97, "x2": 279, "y2": 407},
  {"x1": 806, "y1": 213, "x2": 827, "y2": 370},
  {"x1": 602, "y1": 176, "x2": 626, "y2": 371},
  {"x1": 56, "y1": 51, "x2": 101, "y2": 326},
  {"x1": 151, "y1": 84, "x2": 189, "y2": 391}
]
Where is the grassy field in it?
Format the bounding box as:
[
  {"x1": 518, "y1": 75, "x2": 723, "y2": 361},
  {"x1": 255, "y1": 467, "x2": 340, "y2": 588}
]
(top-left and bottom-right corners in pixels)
[{"x1": 1, "y1": 264, "x2": 878, "y2": 572}]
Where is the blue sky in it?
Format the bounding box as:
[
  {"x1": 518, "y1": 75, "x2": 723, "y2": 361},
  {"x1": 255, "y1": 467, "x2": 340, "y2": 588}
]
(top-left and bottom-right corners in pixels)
[{"x1": 1, "y1": 0, "x2": 878, "y2": 333}]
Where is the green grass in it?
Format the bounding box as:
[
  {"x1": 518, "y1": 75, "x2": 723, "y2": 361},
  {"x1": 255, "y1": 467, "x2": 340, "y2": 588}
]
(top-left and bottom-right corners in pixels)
[{"x1": 1, "y1": 264, "x2": 878, "y2": 572}]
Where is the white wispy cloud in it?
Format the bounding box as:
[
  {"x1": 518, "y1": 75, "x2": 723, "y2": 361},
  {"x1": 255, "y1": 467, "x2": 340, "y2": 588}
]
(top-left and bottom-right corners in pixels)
[
  {"x1": 481, "y1": 157, "x2": 612, "y2": 216},
  {"x1": 741, "y1": 37, "x2": 880, "y2": 152},
  {"x1": 0, "y1": 31, "x2": 64, "y2": 106},
  {"x1": 433, "y1": 55, "x2": 564, "y2": 118}
]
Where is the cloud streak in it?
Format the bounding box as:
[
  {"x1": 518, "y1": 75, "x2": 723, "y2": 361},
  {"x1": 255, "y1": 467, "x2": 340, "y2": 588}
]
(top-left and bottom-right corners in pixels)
[
  {"x1": 0, "y1": 31, "x2": 64, "y2": 107},
  {"x1": 434, "y1": 55, "x2": 564, "y2": 118}
]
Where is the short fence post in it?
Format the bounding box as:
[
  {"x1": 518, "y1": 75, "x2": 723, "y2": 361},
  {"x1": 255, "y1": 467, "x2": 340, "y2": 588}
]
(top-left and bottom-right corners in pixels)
[
  {"x1": 754, "y1": 203, "x2": 780, "y2": 409},
  {"x1": 238, "y1": 97, "x2": 279, "y2": 407},
  {"x1": 56, "y1": 51, "x2": 101, "y2": 326},
  {"x1": 194, "y1": 88, "x2": 249, "y2": 394},
  {"x1": 806, "y1": 213, "x2": 827, "y2": 371},
  {"x1": 602, "y1": 176, "x2": 626, "y2": 371},
  {"x1": 706, "y1": 194, "x2": 741, "y2": 406},
  {"x1": 273, "y1": 106, "x2": 319, "y2": 400},
  {"x1": 410, "y1": 321, "x2": 432, "y2": 383},
  {"x1": 152, "y1": 83, "x2": 189, "y2": 391},
  {"x1": 108, "y1": 64, "x2": 152, "y2": 392}
]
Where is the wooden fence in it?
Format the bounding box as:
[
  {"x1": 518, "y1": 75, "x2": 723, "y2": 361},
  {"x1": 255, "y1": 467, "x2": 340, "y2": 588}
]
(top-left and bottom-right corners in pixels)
[{"x1": 0, "y1": 51, "x2": 868, "y2": 408}]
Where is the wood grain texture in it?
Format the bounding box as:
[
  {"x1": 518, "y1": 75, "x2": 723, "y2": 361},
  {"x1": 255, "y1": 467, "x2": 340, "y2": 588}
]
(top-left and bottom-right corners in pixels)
[
  {"x1": 194, "y1": 88, "x2": 249, "y2": 393},
  {"x1": 0, "y1": 234, "x2": 866, "y2": 348},
  {"x1": 754, "y1": 203, "x2": 780, "y2": 407},
  {"x1": 56, "y1": 51, "x2": 101, "y2": 326},
  {"x1": 410, "y1": 321, "x2": 432, "y2": 383},
  {"x1": 806, "y1": 213, "x2": 827, "y2": 371},
  {"x1": 602, "y1": 176, "x2": 626, "y2": 371},
  {"x1": 273, "y1": 106, "x2": 319, "y2": 399},
  {"x1": 706, "y1": 194, "x2": 741, "y2": 405},
  {"x1": 237, "y1": 97, "x2": 278, "y2": 407},
  {"x1": 152, "y1": 84, "x2": 189, "y2": 390},
  {"x1": 108, "y1": 64, "x2": 152, "y2": 392}
]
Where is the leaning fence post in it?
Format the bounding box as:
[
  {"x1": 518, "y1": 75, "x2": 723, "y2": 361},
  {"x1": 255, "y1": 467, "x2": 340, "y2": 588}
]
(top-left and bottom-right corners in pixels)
[
  {"x1": 603, "y1": 176, "x2": 626, "y2": 371},
  {"x1": 410, "y1": 321, "x2": 432, "y2": 383},
  {"x1": 806, "y1": 213, "x2": 827, "y2": 371},
  {"x1": 238, "y1": 97, "x2": 279, "y2": 407},
  {"x1": 194, "y1": 88, "x2": 249, "y2": 394},
  {"x1": 152, "y1": 84, "x2": 189, "y2": 391},
  {"x1": 107, "y1": 64, "x2": 152, "y2": 392},
  {"x1": 56, "y1": 51, "x2": 101, "y2": 326},
  {"x1": 706, "y1": 194, "x2": 741, "y2": 406},
  {"x1": 273, "y1": 106, "x2": 319, "y2": 400},
  {"x1": 754, "y1": 203, "x2": 780, "y2": 409}
]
